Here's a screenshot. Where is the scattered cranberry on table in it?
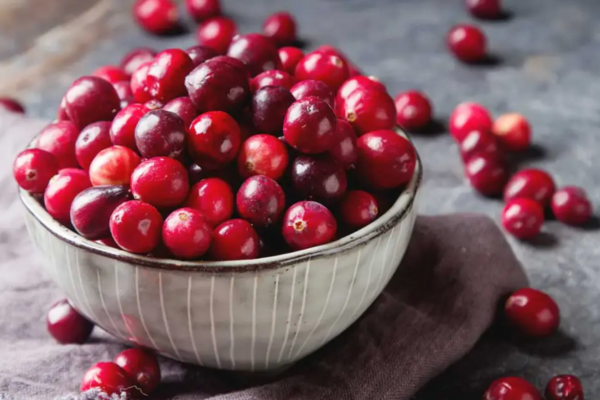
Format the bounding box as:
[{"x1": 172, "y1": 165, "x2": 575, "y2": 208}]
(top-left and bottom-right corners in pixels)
[
  {"x1": 502, "y1": 198, "x2": 545, "y2": 239},
  {"x1": 196, "y1": 17, "x2": 238, "y2": 55},
  {"x1": 13, "y1": 149, "x2": 58, "y2": 194},
  {"x1": 505, "y1": 287, "x2": 560, "y2": 337},
  {"x1": 278, "y1": 47, "x2": 304, "y2": 75},
  {"x1": 0, "y1": 97, "x2": 25, "y2": 113},
  {"x1": 464, "y1": 153, "x2": 507, "y2": 196},
  {"x1": 110, "y1": 200, "x2": 163, "y2": 254},
  {"x1": 493, "y1": 113, "x2": 532, "y2": 152},
  {"x1": 483, "y1": 376, "x2": 543, "y2": 400},
  {"x1": 37, "y1": 121, "x2": 80, "y2": 169},
  {"x1": 449, "y1": 102, "x2": 494, "y2": 142},
  {"x1": 81, "y1": 362, "x2": 135, "y2": 397},
  {"x1": 89, "y1": 146, "x2": 141, "y2": 186},
  {"x1": 504, "y1": 168, "x2": 556, "y2": 207},
  {"x1": 47, "y1": 299, "x2": 94, "y2": 344},
  {"x1": 120, "y1": 47, "x2": 156, "y2": 76},
  {"x1": 545, "y1": 375, "x2": 584, "y2": 400},
  {"x1": 551, "y1": 186, "x2": 593, "y2": 226},
  {"x1": 262, "y1": 12, "x2": 297, "y2": 47},
  {"x1": 162, "y1": 208, "x2": 212, "y2": 259},
  {"x1": 447, "y1": 24, "x2": 487, "y2": 63},
  {"x1": 44, "y1": 169, "x2": 92, "y2": 225},
  {"x1": 394, "y1": 90, "x2": 433, "y2": 131},
  {"x1": 282, "y1": 201, "x2": 337, "y2": 250},
  {"x1": 186, "y1": 0, "x2": 221, "y2": 22},
  {"x1": 466, "y1": 0, "x2": 503, "y2": 20},
  {"x1": 133, "y1": 0, "x2": 179, "y2": 35},
  {"x1": 459, "y1": 129, "x2": 503, "y2": 163},
  {"x1": 209, "y1": 219, "x2": 260, "y2": 260},
  {"x1": 185, "y1": 178, "x2": 234, "y2": 227},
  {"x1": 75, "y1": 121, "x2": 113, "y2": 170}
]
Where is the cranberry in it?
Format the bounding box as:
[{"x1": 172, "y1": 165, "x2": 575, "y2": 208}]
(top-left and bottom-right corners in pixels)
[
  {"x1": 162, "y1": 97, "x2": 197, "y2": 129},
  {"x1": 356, "y1": 130, "x2": 416, "y2": 190},
  {"x1": 291, "y1": 156, "x2": 348, "y2": 203},
  {"x1": 449, "y1": 102, "x2": 494, "y2": 142},
  {"x1": 505, "y1": 287, "x2": 560, "y2": 337},
  {"x1": 447, "y1": 24, "x2": 487, "y2": 63},
  {"x1": 92, "y1": 66, "x2": 129, "y2": 85},
  {"x1": 262, "y1": 12, "x2": 297, "y2": 47},
  {"x1": 552, "y1": 186, "x2": 593, "y2": 226},
  {"x1": 0, "y1": 97, "x2": 25, "y2": 113},
  {"x1": 37, "y1": 121, "x2": 80, "y2": 169},
  {"x1": 186, "y1": 0, "x2": 221, "y2": 21},
  {"x1": 282, "y1": 201, "x2": 337, "y2": 250},
  {"x1": 133, "y1": 0, "x2": 179, "y2": 34},
  {"x1": 13, "y1": 149, "x2": 58, "y2": 194},
  {"x1": 186, "y1": 45, "x2": 219, "y2": 67},
  {"x1": 110, "y1": 104, "x2": 150, "y2": 150},
  {"x1": 502, "y1": 198, "x2": 545, "y2": 239},
  {"x1": 504, "y1": 169, "x2": 555, "y2": 207},
  {"x1": 314, "y1": 44, "x2": 349, "y2": 63},
  {"x1": 146, "y1": 49, "x2": 194, "y2": 103},
  {"x1": 394, "y1": 90, "x2": 433, "y2": 131},
  {"x1": 113, "y1": 81, "x2": 135, "y2": 107},
  {"x1": 185, "y1": 59, "x2": 251, "y2": 114},
  {"x1": 188, "y1": 111, "x2": 241, "y2": 169},
  {"x1": 144, "y1": 99, "x2": 164, "y2": 111},
  {"x1": 134, "y1": 110, "x2": 187, "y2": 159},
  {"x1": 290, "y1": 79, "x2": 335, "y2": 109},
  {"x1": 339, "y1": 190, "x2": 379, "y2": 228},
  {"x1": 545, "y1": 375, "x2": 584, "y2": 400},
  {"x1": 114, "y1": 349, "x2": 160, "y2": 396},
  {"x1": 95, "y1": 237, "x2": 119, "y2": 248},
  {"x1": 283, "y1": 97, "x2": 337, "y2": 154},
  {"x1": 327, "y1": 118, "x2": 358, "y2": 169},
  {"x1": 81, "y1": 362, "x2": 135, "y2": 396},
  {"x1": 250, "y1": 70, "x2": 297, "y2": 93},
  {"x1": 184, "y1": 178, "x2": 233, "y2": 227},
  {"x1": 196, "y1": 17, "x2": 237, "y2": 55},
  {"x1": 237, "y1": 134, "x2": 289, "y2": 180},
  {"x1": 465, "y1": 154, "x2": 507, "y2": 196},
  {"x1": 278, "y1": 47, "x2": 304, "y2": 75},
  {"x1": 493, "y1": 113, "x2": 532, "y2": 152},
  {"x1": 459, "y1": 129, "x2": 502, "y2": 162},
  {"x1": 209, "y1": 219, "x2": 260, "y2": 260},
  {"x1": 130, "y1": 61, "x2": 153, "y2": 103},
  {"x1": 237, "y1": 175, "x2": 286, "y2": 227},
  {"x1": 227, "y1": 33, "x2": 281, "y2": 77},
  {"x1": 467, "y1": 0, "x2": 502, "y2": 19},
  {"x1": 57, "y1": 97, "x2": 70, "y2": 121},
  {"x1": 131, "y1": 157, "x2": 189, "y2": 208},
  {"x1": 336, "y1": 76, "x2": 387, "y2": 104},
  {"x1": 89, "y1": 146, "x2": 141, "y2": 186},
  {"x1": 75, "y1": 121, "x2": 113, "y2": 170},
  {"x1": 47, "y1": 298, "x2": 93, "y2": 344},
  {"x1": 121, "y1": 48, "x2": 156, "y2": 76},
  {"x1": 110, "y1": 200, "x2": 163, "y2": 253},
  {"x1": 65, "y1": 76, "x2": 120, "y2": 129},
  {"x1": 251, "y1": 86, "x2": 296, "y2": 135},
  {"x1": 162, "y1": 207, "x2": 212, "y2": 259},
  {"x1": 70, "y1": 186, "x2": 130, "y2": 239},
  {"x1": 208, "y1": 55, "x2": 250, "y2": 77},
  {"x1": 295, "y1": 51, "x2": 349, "y2": 91},
  {"x1": 337, "y1": 88, "x2": 396, "y2": 136},
  {"x1": 484, "y1": 377, "x2": 543, "y2": 400},
  {"x1": 44, "y1": 169, "x2": 92, "y2": 225}
]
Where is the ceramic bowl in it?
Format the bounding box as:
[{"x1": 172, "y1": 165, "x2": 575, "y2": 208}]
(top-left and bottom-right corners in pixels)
[{"x1": 19, "y1": 127, "x2": 422, "y2": 371}]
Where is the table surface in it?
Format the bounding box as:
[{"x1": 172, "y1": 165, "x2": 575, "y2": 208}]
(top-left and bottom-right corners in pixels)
[{"x1": 3, "y1": 0, "x2": 600, "y2": 397}]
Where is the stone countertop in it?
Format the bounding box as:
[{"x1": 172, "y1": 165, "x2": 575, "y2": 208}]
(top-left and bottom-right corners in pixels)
[{"x1": 3, "y1": 0, "x2": 600, "y2": 397}]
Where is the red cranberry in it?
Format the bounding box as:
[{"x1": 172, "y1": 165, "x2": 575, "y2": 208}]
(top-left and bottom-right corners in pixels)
[
  {"x1": 290, "y1": 79, "x2": 335, "y2": 109},
  {"x1": 291, "y1": 155, "x2": 348, "y2": 203},
  {"x1": 114, "y1": 348, "x2": 160, "y2": 395},
  {"x1": 295, "y1": 51, "x2": 349, "y2": 91},
  {"x1": 282, "y1": 201, "x2": 337, "y2": 250},
  {"x1": 484, "y1": 377, "x2": 543, "y2": 400},
  {"x1": 81, "y1": 362, "x2": 134, "y2": 396},
  {"x1": 185, "y1": 178, "x2": 234, "y2": 227},
  {"x1": 327, "y1": 118, "x2": 358, "y2": 169},
  {"x1": 133, "y1": 0, "x2": 179, "y2": 34},
  {"x1": 227, "y1": 33, "x2": 281, "y2": 77},
  {"x1": 121, "y1": 47, "x2": 156, "y2": 76},
  {"x1": 57, "y1": 97, "x2": 69, "y2": 121},
  {"x1": 250, "y1": 70, "x2": 297, "y2": 93},
  {"x1": 13, "y1": 149, "x2": 58, "y2": 194},
  {"x1": 465, "y1": 154, "x2": 507, "y2": 196},
  {"x1": 237, "y1": 175, "x2": 286, "y2": 227},
  {"x1": 163, "y1": 96, "x2": 198, "y2": 129},
  {"x1": 467, "y1": 0, "x2": 502, "y2": 19},
  {"x1": 146, "y1": 49, "x2": 194, "y2": 103},
  {"x1": 131, "y1": 157, "x2": 189, "y2": 208},
  {"x1": 262, "y1": 12, "x2": 297, "y2": 47},
  {"x1": 278, "y1": 47, "x2": 304, "y2": 75},
  {"x1": 552, "y1": 187, "x2": 593, "y2": 226},
  {"x1": 493, "y1": 113, "x2": 532, "y2": 151},
  {"x1": 394, "y1": 90, "x2": 433, "y2": 131},
  {"x1": 196, "y1": 17, "x2": 237, "y2": 55},
  {"x1": 89, "y1": 146, "x2": 141, "y2": 186},
  {"x1": 37, "y1": 121, "x2": 80, "y2": 169},
  {"x1": 447, "y1": 24, "x2": 487, "y2": 63},
  {"x1": 504, "y1": 168, "x2": 555, "y2": 207},
  {"x1": 110, "y1": 104, "x2": 150, "y2": 150},
  {"x1": 134, "y1": 110, "x2": 187, "y2": 159},
  {"x1": 208, "y1": 55, "x2": 249, "y2": 77},
  {"x1": 65, "y1": 76, "x2": 120, "y2": 129},
  {"x1": 314, "y1": 44, "x2": 349, "y2": 62},
  {"x1": 70, "y1": 186, "x2": 130, "y2": 240},
  {"x1": 110, "y1": 200, "x2": 163, "y2": 253},
  {"x1": 449, "y1": 102, "x2": 494, "y2": 142},
  {"x1": 251, "y1": 86, "x2": 296, "y2": 135},
  {"x1": 186, "y1": 45, "x2": 219, "y2": 66},
  {"x1": 47, "y1": 299, "x2": 94, "y2": 344},
  {"x1": 237, "y1": 134, "x2": 289, "y2": 180},
  {"x1": 113, "y1": 81, "x2": 134, "y2": 107},
  {"x1": 545, "y1": 375, "x2": 584, "y2": 400},
  {"x1": 339, "y1": 190, "x2": 379, "y2": 228},
  {"x1": 44, "y1": 169, "x2": 92, "y2": 225},
  {"x1": 336, "y1": 76, "x2": 387, "y2": 104},
  {"x1": 76, "y1": 121, "x2": 113, "y2": 170},
  {"x1": 188, "y1": 111, "x2": 241, "y2": 169},
  {"x1": 186, "y1": 0, "x2": 221, "y2": 21},
  {"x1": 0, "y1": 97, "x2": 25, "y2": 113},
  {"x1": 283, "y1": 97, "x2": 337, "y2": 154},
  {"x1": 95, "y1": 237, "x2": 119, "y2": 248},
  {"x1": 502, "y1": 198, "x2": 544, "y2": 239},
  {"x1": 356, "y1": 130, "x2": 417, "y2": 190},
  {"x1": 459, "y1": 129, "x2": 502, "y2": 162},
  {"x1": 505, "y1": 287, "x2": 560, "y2": 337},
  {"x1": 130, "y1": 61, "x2": 153, "y2": 103},
  {"x1": 209, "y1": 219, "x2": 260, "y2": 260},
  {"x1": 162, "y1": 208, "x2": 212, "y2": 259},
  {"x1": 92, "y1": 66, "x2": 129, "y2": 85},
  {"x1": 337, "y1": 88, "x2": 396, "y2": 135}
]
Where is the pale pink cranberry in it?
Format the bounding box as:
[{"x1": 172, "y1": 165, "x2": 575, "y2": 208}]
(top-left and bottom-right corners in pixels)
[
  {"x1": 88, "y1": 146, "x2": 141, "y2": 186},
  {"x1": 493, "y1": 113, "x2": 532, "y2": 151}
]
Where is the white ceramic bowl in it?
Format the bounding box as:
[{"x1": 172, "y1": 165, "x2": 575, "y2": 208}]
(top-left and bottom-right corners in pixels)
[{"x1": 19, "y1": 127, "x2": 421, "y2": 371}]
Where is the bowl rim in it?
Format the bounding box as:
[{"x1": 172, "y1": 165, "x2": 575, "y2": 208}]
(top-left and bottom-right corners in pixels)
[{"x1": 18, "y1": 127, "x2": 422, "y2": 273}]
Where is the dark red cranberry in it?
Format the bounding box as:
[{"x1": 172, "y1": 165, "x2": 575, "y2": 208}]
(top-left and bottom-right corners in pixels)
[
  {"x1": 162, "y1": 207, "x2": 212, "y2": 259},
  {"x1": 282, "y1": 201, "x2": 337, "y2": 250},
  {"x1": 295, "y1": 51, "x2": 349, "y2": 91},
  {"x1": 278, "y1": 47, "x2": 304, "y2": 75},
  {"x1": 467, "y1": 0, "x2": 502, "y2": 19},
  {"x1": 290, "y1": 79, "x2": 335, "y2": 109},
  {"x1": 337, "y1": 88, "x2": 396, "y2": 136},
  {"x1": 0, "y1": 97, "x2": 25, "y2": 113},
  {"x1": 44, "y1": 169, "x2": 92, "y2": 225},
  {"x1": 81, "y1": 362, "x2": 134, "y2": 396},
  {"x1": 449, "y1": 102, "x2": 494, "y2": 142},
  {"x1": 110, "y1": 104, "x2": 150, "y2": 151},
  {"x1": 113, "y1": 81, "x2": 134, "y2": 108},
  {"x1": 89, "y1": 146, "x2": 141, "y2": 186},
  {"x1": 394, "y1": 90, "x2": 433, "y2": 131},
  {"x1": 196, "y1": 17, "x2": 237, "y2": 55},
  {"x1": 250, "y1": 70, "x2": 297, "y2": 93},
  {"x1": 465, "y1": 154, "x2": 507, "y2": 196},
  {"x1": 209, "y1": 219, "x2": 260, "y2": 260},
  {"x1": 134, "y1": 110, "x2": 187, "y2": 159},
  {"x1": 70, "y1": 186, "x2": 130, "y2": 239},
  {"x1": 110, "y1": 200, "x2": 163, "y2": 253},
  {"x1": 163, "y1": 96, "x2": 198, "y2": 129},
  {"x1": 37, "y1": 121, "x2": 80, "y2": 169},
  {"x1": 13, "y1": 149, "x2": 58, "y2": 194},
  {"x1": 552, "y1": 186, "x2": 593, "y2": 226},
  {"x1": 356, "y1": 130, "x2": 416, "y2": 190},
  {"x1": 185, "y1": 178, "x2": 234, "y2": 227},
  {"x1": 493, "y1": 113, "x2": 532, "y2": 151},
  {"x1": 262, "y1": 12, "x2": 297, "y2": 47},
  {"x1": 47, "y1": 299, "x2": 94, "y2": 344},
  {"x1": 188, "y1": 111, "x2": 241, "y2": 169},
  {"x1": 57, "y1": 97, "x2": 69, "y2": 121},
  {"x1": 144, "y1": 99, "x2": 164, "y2": 110},
  {"x1": 339, "y1": 190, "x2": 379, "y2": 228},
  {"x1": 484, "y1": 377, "x2": 543, "y2": 400},
  {"x1": 208, "y1": 55, "x2": 248, "y2": 75},
  {"x1": 95, "y1": 237, "x2": 119, "y2": 248},
  {"x1": 130, "y1": 61, "x2": 153, "y2": 103},
  {"x1": 227, "y1": 33, "x2": 281, "y2": 77},
  {"x1": 237, "y1": 134, "x2": 289, "y2": 180},
  {"x1": 76, "y1": 121, "x2": 113, "y2": 170},
  {"x1": 291, "y1": 156, "x2": 348, "y2": 203},
  {"x1": 186, "y1": 0, "x2": 221, "y2": 21},
  {"x1": 505, "y1": 287, "x2": 560, "y2": 337},
  {"x1": 131, "y1": 157, "x2": 189, "y2": 208},
  {"x1": 133, "y1": 0, "x2": 179, "y2": 34},
  {"x1": 146, "y1": 49, "x2": 194, "y2": 103},
  {"x1": 114, "y1": 348, "x2": 160, "y2": 395},
  {"x1": 504, "y1": 169, "x2": 555, "y2": 206},
  {"x1": 236, "y1": 175, "x2": 286, "y2": 227},
  {"x1": 251, "y1": 86, "x2": 296, "y2": 135},
  {"x1": 65, "y1": 76, "x2": 120, "y2": 129},
  {"x1": 459, "y1": 129, "x2": 502, "y2": 162},
  {"x1": 545, "y1": 375, "x2": 584, "y2": 400},
  {"x1": 447, "y1": 24, "x2": 487, "y2": 63},
  {"x1": 283, "y1": 97, "x2": 337, "y2": 154},
  {"x1": 336, "y1": 76, "x2": 387, "y2": 104},
  {"x1": 92, "y1": 66, "x2": 129, "y2": 85},
  {"x1": 502, "y1": 198, "x2": 544, "y2": 239},
  {"x1": 121, "y1": 48, "x2": 156, "y2": 76},
  {"x1": 186, "y1": 45, "x2": 219, "y2": 66},
  {"x1": 327, "y1": 118, "x2": 358, "y2": 169}
]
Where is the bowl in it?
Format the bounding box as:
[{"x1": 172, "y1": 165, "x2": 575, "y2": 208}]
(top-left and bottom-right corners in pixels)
[{"x1": 19, "y1": 127, "x2": 422, "y2": 371}]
